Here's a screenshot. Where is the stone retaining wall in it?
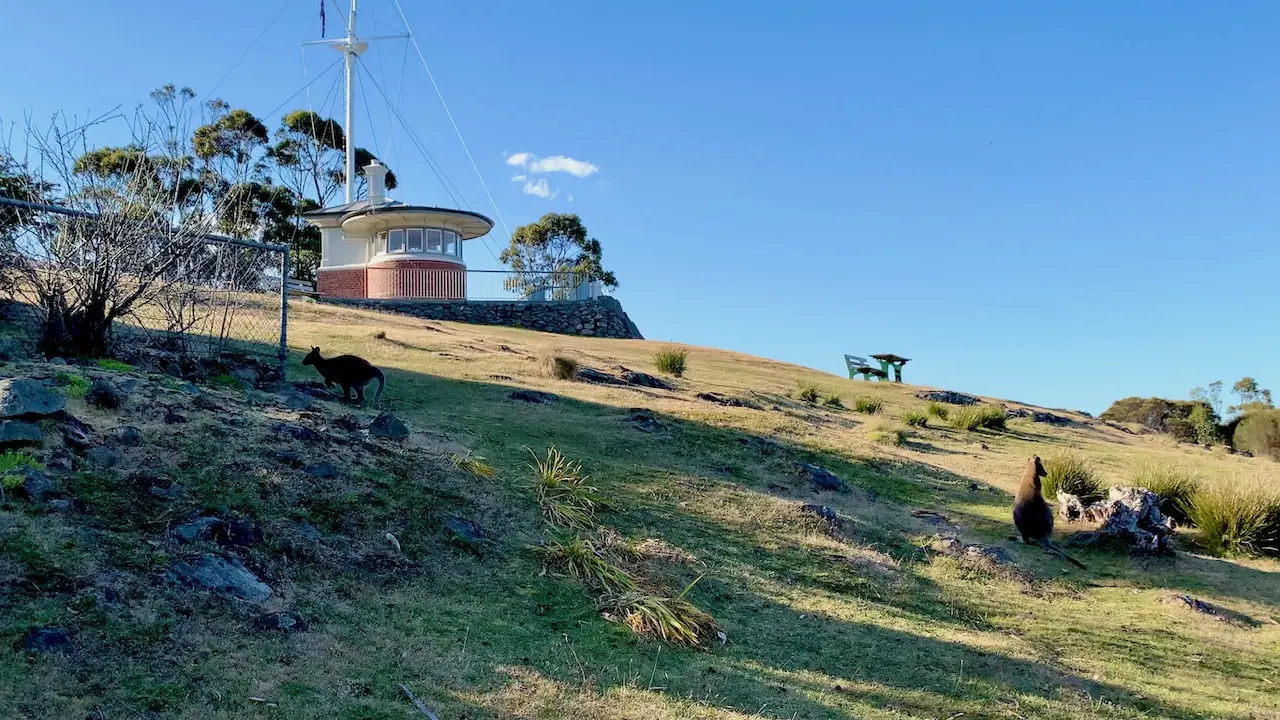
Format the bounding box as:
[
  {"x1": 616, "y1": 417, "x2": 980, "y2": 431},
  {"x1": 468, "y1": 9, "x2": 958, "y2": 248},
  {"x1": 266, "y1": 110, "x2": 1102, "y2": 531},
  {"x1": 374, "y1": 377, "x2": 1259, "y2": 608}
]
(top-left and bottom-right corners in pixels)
[{"x1": 321, "y1": 296, "x2": 643, "y2": 339}]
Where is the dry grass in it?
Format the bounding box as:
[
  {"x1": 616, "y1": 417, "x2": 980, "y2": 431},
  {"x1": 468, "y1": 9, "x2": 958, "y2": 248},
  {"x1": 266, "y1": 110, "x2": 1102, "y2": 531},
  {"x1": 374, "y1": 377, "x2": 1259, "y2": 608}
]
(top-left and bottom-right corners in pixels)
[
  {"x1": 543, "y1": 355, "x2": 579, "y2": 380},
  {"x1": 1185, "y1": 475, "x2": 1280, "y2": 555},
  {"x1": 853, "y1": 395, "x2": 883, "y2": 414},
  {"x1": 450, "y1": 452, "x2": 497, "y2": 480},
  {"x1": 1131, "y1": 462, "x2": 1201, "y2": 523},
  {"x1": 1042, "y1": 451, "x2": 1105, "y2": 498}
]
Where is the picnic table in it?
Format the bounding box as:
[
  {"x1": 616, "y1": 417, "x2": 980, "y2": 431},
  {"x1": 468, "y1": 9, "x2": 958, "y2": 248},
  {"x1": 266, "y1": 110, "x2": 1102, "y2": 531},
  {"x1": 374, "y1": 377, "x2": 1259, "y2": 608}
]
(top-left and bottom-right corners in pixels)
[{"x1": 845, "y1": 353, "x2": 910, "y2": 383}]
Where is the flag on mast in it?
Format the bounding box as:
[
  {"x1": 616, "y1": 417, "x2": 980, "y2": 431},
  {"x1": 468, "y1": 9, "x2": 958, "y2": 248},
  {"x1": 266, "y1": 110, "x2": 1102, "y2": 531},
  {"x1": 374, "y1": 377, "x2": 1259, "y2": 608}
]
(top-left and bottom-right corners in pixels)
[{"x1": 320, "y1": 0, "x2": 326, "y2": 37}]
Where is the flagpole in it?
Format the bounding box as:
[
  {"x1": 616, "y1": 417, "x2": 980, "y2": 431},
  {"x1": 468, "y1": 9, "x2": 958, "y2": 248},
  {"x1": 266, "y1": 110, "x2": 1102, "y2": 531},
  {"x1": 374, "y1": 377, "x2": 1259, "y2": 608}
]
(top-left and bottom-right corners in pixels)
[{"x1": 344, "y1": 0, "x2": 358, "y2": 204}]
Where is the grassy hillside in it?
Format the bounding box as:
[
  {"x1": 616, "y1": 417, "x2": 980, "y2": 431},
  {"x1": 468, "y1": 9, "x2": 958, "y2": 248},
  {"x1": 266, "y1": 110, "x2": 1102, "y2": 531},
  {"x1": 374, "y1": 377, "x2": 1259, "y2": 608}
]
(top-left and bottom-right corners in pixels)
[{"x1": 2, "y1": 300, "x2": 1278, "y2": 719}]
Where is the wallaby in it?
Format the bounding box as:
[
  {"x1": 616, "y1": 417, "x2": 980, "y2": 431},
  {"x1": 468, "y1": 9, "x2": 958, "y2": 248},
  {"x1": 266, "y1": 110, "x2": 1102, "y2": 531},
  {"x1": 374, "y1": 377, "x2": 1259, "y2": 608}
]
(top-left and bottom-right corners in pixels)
[
  {"x1": 1013, "y1": 456, "x2": 1088, "y2": 570},
  {"x1": 301, "y1": 347, "x2": 385, "y2": 407}
]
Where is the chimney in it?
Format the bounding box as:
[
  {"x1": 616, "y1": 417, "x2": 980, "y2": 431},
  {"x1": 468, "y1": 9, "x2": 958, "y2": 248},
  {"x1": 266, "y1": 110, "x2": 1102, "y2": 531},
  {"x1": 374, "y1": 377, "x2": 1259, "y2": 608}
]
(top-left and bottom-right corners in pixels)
[{"x1": 365, "y1": 160, "x2": 388, "y2": 206}]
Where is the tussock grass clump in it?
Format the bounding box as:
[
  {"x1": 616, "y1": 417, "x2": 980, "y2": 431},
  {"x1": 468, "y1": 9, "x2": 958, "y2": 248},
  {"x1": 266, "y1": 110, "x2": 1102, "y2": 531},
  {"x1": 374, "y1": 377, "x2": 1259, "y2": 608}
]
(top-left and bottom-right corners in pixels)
[
  {"x1": 1184, "y1": 476, "x2": 1280, "y2": 556},
  {"x1": 542, "y1": 355, "x2": 579, "y2": 381},
  {"x1": 902, "y1": 409, "x2": 929, "y2": 427},
  {"x1": 1042, "y1": 452, "x2": 1104, "y2": 498},
  {"x1": 450, "y1": 452, "x2": 496, "y2": 480},
  {"x1": 823, "y1": 395, "x2": 844, "y2": 409},
  {"x1": 795, "y1": 381, "x2": 822, "y2": 404},
  {"x1": 866, "y1": 421, "x2": 905, "y2": 446},
  {"x1": 528, "y1": 447, "x2": 603, "y2": 529},
  {"x1": 949, "y1": 405, "x2": 1007, "y2": 431},
  {"x1": 652, "y1": 347, "x2": 688, "y2": 377},
  {"x1": 1131, "y1": 463, "x2": 1201, "y2": 524},
  {"x1": 607, "y1": 577, "x2": 719, "y2": 646},
  {"x1": 853, "y1": 396, "x2": 883, "y2": 414},
  {"x1": 926, "y1": 401, "x2": 949, "y2": 420},
  {"x1": 55, "y1": 372, "x2": 90, "y2": 399},
  {"x1": 210, "y1": 374, "x2": 243, "y2": 389},
  {"x1": 534, "y1": 536, "x2": 636, "y2": 593}
]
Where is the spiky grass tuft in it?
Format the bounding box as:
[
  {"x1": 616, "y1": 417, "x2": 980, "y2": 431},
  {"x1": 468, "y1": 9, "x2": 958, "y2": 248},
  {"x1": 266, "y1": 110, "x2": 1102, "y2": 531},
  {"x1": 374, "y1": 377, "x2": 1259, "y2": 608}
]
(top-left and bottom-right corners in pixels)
[
  {"x1": 866, "y1": 421, "x2": 906, "y2": 446},
  {"x1": 853, "y1": 396, "x2": 883, "y2": 414},
  {"x1": 451, "y1": 452, "x2": 497, "y2": 480},
  {"x1": 543, "y1": 355, "x2": 579, "y2": 381},
  {"x1": 949, "y1": 405, "x2": 1007, "y2": 431},
  {"x1": 926, "y1": 401, "x2": 949, "y2": 420},
  {"x1": 652, "y1": 347, "x2": 688, "y2": 377},
  {"x1": 796, "y1": 381, "x2": 822, "y2": 404},
  {"x1": 533, "y1": 535, "x2": 636, "y2": 593},
  {"x1": 1131, "y1": 463, "x2": 1201, "y2": 524},
  {"x1": 528, "y1": 447, "x2": 604, "y2": 529},
  {"x1": 606, "y1": 576, "x2": 719, "y2": 646},
  {"x1": 1183, "y1": 476, "x2": 1280, "y2": 556},
  {"x1": 1042, "y1": 451, "x2": 1104, "y2": 498},
  {"x1": 902, "y1": 409, "x2": 929, "y2": 427}
]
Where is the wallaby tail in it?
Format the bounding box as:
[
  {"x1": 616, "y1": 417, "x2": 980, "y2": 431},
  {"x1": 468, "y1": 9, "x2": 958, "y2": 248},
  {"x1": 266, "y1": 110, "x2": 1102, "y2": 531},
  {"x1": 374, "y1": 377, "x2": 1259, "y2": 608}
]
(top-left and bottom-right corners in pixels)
[
  {"x1": 372, "y1": 368, "x2": 385, "y2": 407},
  {"x1": 1041, "y1": 540, "x2": 1088, "y2": 570}
]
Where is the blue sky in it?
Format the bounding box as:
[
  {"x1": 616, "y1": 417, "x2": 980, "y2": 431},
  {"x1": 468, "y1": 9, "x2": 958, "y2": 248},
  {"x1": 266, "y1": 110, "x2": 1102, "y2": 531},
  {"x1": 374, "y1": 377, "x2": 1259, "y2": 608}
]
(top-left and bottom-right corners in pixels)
[{"x1": 4, "y1": 1, "x2": 1277, "y2": 414}]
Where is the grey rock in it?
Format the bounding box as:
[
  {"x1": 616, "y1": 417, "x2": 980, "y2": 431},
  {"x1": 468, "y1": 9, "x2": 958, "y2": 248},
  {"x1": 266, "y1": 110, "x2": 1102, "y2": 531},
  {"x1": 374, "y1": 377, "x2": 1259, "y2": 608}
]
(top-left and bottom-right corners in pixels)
[
  {"x1": 319, "y1": 297, "x2": 643, "y2": 340},
  {"x1": 626, "y1": 408, "x2": 664, "y2": 432},
  {"x1": 0, "y1": 420, "x2": 43, "y2": 449},
  {"x1": 83, "y1": 445, "x2": 119, "y2": 468},
  {"x1": 294, "y1": 523, "x2": 322, "y2": 542},
  {"x1": 47, "y1": 499, "x2": 73, "y2": 513},
  {"x1": 622, "y1": 370, "x2": 672, "y2": 390},
  {"x1": 110, "y1": 425, "x2": 141, "y2": 446},
  {"x1": 16, "y1": 469, "x2": 54, "y2": 503},
  {"x1": 801, "y1": 504, "x2": 841, "y2": 527},
  {"x1": 509, "y1": 390, "x2": 557, "y2": 404},
  {"x1": 914, "y1": 391, "x2": 978, "y2": 406},
  {"x1": 173, "y1": 516, "x2": 224, "y2": 544},
  {"x1": 575, "y1": 367, "x2": 620, "y2": 384},
  {"x1": 169, "y1": 554, "x2": 272, "y2": 603},
  {"x1": 58, "y1": 413, "x2": 94, "y2": 450},
  {"x1": 271, "y1": 423, "x2": 324, "y2": 443},
  {"x1": 253, "y1": 611, "x2": 308, "y2": 632},
  {"x1": 303, "y1": 462, "x2": 339, "y2": 479},
  {"x1": 696, "y1": 392, "x2": 754, "y2": 408},
  {"x1": 230, "y1": 366, "x2": 259, "y2": 387},
  {"x1": 800, "y1": 463, "x2": 848, "y2": 492},
  {"x1": 20, "y1": 627, "x2": 73, "y2": 653},
  {"x1": 1059, "y1": 486, "x2": 1173, "y2": 554},
  {"x1": 331, "y1": 414, "x2": 363, "y2": 431},
  {"x1": 930, "y1": 534, "x2": 1017, "y2": 568},
  {"x1": 1031, "y1": 411, "x2": 1073, "y2": 426},
  {"x1": 445, "y1": 515, "x2": 489, "y2": 547},
  {"x1": 279, "y1": 392, "x2": 313, "y2": 411},
  {"x1": 0, "y1": 378, "x2": 65, "y2": 418},
  {"x1": 85, "y1": 378, "x2": 124, "y2": 409},
  {"x1": 48, "y1": 357, "x2": 67, "y2": 366},
  {"x1": 367, "y1": 412, "x2": 409, "y2": 441}
]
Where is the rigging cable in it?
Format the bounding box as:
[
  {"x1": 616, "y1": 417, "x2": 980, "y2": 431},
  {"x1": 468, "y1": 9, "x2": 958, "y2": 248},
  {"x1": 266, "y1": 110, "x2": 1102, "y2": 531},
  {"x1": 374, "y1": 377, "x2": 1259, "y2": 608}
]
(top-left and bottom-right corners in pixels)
[
  {"x1": 207, "y1": 0, "x2": 299, "y2": 99},
  {"x1": 390, "y1": 0, "x2": 514, "y2": 243},
  {"x1": 262, "y1": 56, "x2": 343, "y2": 122}
]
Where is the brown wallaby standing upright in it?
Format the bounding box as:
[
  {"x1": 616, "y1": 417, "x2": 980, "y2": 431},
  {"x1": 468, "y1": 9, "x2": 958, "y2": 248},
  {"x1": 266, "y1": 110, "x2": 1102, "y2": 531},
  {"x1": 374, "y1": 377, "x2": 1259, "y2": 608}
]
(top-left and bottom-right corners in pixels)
[
  {"x1": 301, "y1": 347, "x2": 385, "y2": 407},
  {"x1": 1013, "y1": 456, "x2": 1087, "y2": 570}
]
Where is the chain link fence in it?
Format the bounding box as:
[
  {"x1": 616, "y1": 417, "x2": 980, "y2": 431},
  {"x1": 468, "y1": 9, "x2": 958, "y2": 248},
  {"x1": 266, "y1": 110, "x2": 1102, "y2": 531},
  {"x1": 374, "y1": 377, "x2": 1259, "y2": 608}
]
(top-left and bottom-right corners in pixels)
[{"x1": 0, "y1": 195, "x2": 289, "y2": 378}]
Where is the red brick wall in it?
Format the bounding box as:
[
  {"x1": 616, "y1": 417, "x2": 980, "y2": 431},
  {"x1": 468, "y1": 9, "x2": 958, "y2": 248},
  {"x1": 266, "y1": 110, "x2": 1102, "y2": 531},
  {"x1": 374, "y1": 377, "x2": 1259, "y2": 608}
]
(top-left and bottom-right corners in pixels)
[
  {"x1": 316, "y1": 268, "x2": 367, "y2": 298},
  {"x1": 367, "y1": 259, "x2": 467, "y2": 300}
]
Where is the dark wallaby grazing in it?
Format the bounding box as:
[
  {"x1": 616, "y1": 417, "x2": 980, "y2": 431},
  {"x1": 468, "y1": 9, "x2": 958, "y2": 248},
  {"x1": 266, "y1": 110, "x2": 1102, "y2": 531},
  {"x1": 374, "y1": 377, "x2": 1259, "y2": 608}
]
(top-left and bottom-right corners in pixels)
[
  {"x1": 1013, "y1": 456, "x2": 1087, "y2": 570},
  {"x1": 302, "y1": 347, "x2": 385, "y2": 406}
]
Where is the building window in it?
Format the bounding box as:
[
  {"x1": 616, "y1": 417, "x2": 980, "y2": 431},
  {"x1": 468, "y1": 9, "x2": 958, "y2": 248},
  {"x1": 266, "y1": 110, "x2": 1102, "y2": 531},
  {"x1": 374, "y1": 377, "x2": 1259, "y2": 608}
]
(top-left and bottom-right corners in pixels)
[
  {"x1": 426, "y1": 229, "x2": 442, "y2": 252},
  {"x1": 375, "y1": 231, "x2": 387, "y2": 254},
  {"x1": 443, "y1": 231, "x2": 457, "y2": 256},
  {"x1": 388, "y1": 228, "x2": 405, "y2": 252},
  {"x1": 375, "y1": 227, "x2": 464, "y2": 257},
  {"x1": 407, "y1": 228, "x2": 423, "y2": 252}
]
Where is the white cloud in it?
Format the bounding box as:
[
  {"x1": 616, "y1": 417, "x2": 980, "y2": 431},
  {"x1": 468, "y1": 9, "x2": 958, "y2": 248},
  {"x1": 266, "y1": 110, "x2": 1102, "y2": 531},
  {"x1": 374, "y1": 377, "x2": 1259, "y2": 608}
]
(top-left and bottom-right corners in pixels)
[
  {"x1": 528, "y1": 155, "x2": 598, "y2": 177},
  {"x1": 523, "y1": 178, "x2": 554, "y2": 198},
  {"x1": 567, "y1": 194, "x2": 574, "y2": 203},
  {"x1": 510, "y1": 174, "x2": 527, "y2": 182},
  {"x1": 506, "y1": 152, "x2": 531, "y2": 167}
]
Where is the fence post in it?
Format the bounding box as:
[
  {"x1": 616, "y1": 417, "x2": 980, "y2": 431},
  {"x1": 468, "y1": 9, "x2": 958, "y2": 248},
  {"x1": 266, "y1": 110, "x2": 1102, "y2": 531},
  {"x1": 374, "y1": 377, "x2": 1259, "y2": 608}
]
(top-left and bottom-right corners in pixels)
[{"x1": 278, "y1": 249, "x2": 289, "y2": 380}]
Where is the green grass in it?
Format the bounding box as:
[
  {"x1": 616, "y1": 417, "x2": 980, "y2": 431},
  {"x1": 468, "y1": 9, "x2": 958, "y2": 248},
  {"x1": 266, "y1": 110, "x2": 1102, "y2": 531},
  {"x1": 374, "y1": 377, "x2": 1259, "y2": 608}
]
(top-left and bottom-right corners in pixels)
[
  {"x1": 95, "y1": 358, "x2": 134, "y2": 372},
  {"x1": 902, "y1": 409, "x2": 929, "y2": 427},
  {"x1": 823, "y1": 394, "x2": 844, "y2": 409},
  {"x1": 543, "y1": 355, "x2": 579, "y2": 380},
  {"x1": 795, "y1": 380, "x2": 822, "y2": 404},
  {"x1": 651, "y1": 346, "x2": 688, "y2": 377},
  {"x1": 949, "y1": 404, "x2": 1007, "y2": 431},
  {"x1": 1184, "y1": 475, "x2": 1280, "y2": 556},
  {"x1": 2, "y1": 302, "x2": 1279, "y2": 720},
  {"x1": 866, "y1": 421, "x2": 906, "y2": 446},
  {"x1": 1131, "y1": 462, "x2": 1201, "y2": 524},
  {"x1": 1042, "y1": 451, "x2": 1105, "y2": 498},
  {"x1": 853, "y1": 395, "x2": 883, "y2": 414},
  {"x1": 54, "y1": 372, "x2": 90, "y2": 399},
  {"x1": 926, "y1": 401, "x2": 949, "y2": 420}
]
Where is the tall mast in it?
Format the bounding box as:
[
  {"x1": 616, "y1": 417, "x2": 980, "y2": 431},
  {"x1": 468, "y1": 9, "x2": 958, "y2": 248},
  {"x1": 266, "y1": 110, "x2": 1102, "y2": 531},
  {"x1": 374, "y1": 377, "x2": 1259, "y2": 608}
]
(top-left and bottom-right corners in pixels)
[
  {"x1": 343, "y1": 1, "x2": 359, "y2": 204},
  {"x1": 305, "y1": 2, "x2": 407, "y2": 205}
]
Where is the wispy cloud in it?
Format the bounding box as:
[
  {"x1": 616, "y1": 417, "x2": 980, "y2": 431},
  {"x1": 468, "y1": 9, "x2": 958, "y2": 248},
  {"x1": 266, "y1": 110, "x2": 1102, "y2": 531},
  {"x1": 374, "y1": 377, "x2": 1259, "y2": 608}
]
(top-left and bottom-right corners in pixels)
[
  {"x1": 510, "y1": 174, "x2": 527, "y2": 182},
  {"x1": 523, "y1": 178, "x2": 558, "y2": 199},
  {"x1": 567, "y1": 194, "x2": 574, "y2": 203},
  {"x1": 528, "y1": 155, "x2": 598, "y2": 177},
  {"x1": 506, "y1": 152, "x2": 531, "y2": 167}
]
